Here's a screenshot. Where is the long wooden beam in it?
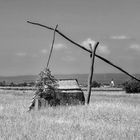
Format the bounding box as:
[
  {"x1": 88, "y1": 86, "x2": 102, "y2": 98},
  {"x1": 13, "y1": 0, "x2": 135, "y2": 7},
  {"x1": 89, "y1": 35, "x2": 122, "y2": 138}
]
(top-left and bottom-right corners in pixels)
[{"x1": 27, "y1": 21, "x2": 140, "y2": 82}]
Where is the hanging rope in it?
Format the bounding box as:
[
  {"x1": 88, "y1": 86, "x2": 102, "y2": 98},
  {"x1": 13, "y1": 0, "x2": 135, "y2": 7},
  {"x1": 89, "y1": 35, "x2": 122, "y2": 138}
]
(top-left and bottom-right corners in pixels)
[{"x1": 46, "y1": 24, "x2": 58, "y2": 68}]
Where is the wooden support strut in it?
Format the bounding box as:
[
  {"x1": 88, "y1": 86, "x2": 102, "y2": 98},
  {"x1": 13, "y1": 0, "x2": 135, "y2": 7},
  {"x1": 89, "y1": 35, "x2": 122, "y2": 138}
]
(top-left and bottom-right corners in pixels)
[
  {"x1": 27, "y1": 21, "x2": 140, "y2": 82},
  {"x1": 87, "y1": 43, "x2": 99, "y2": 104}
]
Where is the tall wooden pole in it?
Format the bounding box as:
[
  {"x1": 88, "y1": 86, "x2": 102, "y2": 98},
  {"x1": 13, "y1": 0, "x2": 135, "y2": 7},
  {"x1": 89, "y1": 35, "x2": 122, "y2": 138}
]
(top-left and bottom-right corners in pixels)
[
  {"x1": 46, "y1": 24, "x2": 58, "y2": 68},
  {"x1": 87, "y1": 42, "x2": 99, "y2": 104}
]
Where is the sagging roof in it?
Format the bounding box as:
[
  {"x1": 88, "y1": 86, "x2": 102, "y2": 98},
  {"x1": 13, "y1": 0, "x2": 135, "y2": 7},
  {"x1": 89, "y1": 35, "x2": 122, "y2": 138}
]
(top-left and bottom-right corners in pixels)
[{"x1": 57, "y1": 79, "x2": 81, "y2": 90}]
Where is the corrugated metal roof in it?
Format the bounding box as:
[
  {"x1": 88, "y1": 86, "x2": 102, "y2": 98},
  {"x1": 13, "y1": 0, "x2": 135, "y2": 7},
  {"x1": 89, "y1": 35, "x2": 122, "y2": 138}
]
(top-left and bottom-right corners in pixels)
[{"x1": 57, "y1": 79, "x2": 81, "y2": 90}]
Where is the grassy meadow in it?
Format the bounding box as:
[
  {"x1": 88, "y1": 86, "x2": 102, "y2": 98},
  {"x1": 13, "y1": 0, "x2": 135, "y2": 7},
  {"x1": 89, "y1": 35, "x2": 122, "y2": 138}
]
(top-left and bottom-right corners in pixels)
[{"x1": 0, "y1": 90, "x2": 140, "y2": 139}]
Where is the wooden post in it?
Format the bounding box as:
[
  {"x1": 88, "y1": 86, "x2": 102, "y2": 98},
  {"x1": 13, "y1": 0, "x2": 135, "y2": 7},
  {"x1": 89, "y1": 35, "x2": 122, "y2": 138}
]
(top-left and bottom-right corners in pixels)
[
  {"x1": 46, "y1": 24, "x2": 58, "y2": 68},
  {"x1": 35, "y1": 97, "x2": 39, "y2": 110},
  {"x1": 87, "y1": 42, "x2": 99, "y2": 104}
]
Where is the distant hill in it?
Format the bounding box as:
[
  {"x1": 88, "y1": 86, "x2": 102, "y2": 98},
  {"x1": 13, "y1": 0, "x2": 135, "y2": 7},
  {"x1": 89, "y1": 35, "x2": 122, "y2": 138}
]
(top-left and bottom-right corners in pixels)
[
  {"x1": 0, "y1": 75, "x2": 37, "y2": 84},
  {"x1": 55, "y1": 73, "x2": 136, "y2": 86},
  {"x1": 0, "y1": 73, "x2": 139, "y2": 86}
]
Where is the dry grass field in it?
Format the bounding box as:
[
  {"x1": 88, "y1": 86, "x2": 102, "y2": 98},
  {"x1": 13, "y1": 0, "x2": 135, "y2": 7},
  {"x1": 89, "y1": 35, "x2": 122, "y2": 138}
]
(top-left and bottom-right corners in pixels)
[{"x1": 0, "y1": 90, "x2": 140, "y2": 139}]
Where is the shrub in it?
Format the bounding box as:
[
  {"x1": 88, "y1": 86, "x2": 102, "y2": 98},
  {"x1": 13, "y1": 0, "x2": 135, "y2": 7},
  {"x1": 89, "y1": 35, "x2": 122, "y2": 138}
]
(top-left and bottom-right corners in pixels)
[
  {"x1": 28, "y1": 68, "x2": 60, "y2": 111},
  {"x1": 0, "y1": 81, "x2": 6, "y2": 86},
  {"x1": 123, "y1": 79, "x2": 140, "y2": 93},
  {"x1": 9, "y1": 82, "x2": 16, "y2": 87},
  {"x1": 35, "y1": 68, "x2": 59, "y2": 105},
  {"x1": 91, "y1": 81, "x2": 101, "y2": 88},
  {"x1": 18, "y1": 82, "x2": 28, "y2": 87}
]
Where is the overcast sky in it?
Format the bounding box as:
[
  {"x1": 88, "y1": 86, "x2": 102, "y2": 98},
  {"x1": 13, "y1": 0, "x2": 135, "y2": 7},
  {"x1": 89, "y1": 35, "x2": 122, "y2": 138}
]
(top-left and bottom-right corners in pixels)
[{"x1": 0, "y1": 0, "x2": 140, "y2": 76}]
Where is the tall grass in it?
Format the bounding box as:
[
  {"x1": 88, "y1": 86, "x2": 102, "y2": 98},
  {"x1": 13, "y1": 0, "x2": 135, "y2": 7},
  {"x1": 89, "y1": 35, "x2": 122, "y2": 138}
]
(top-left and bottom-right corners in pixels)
[{"x1": 0, "y1": 91, "x2": 140, "y2": 139}]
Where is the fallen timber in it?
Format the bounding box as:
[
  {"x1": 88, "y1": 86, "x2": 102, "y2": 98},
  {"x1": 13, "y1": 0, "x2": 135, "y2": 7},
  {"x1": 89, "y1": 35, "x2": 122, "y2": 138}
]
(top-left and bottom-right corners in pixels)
[{"x1": 27, "y1": 21, "x2": 140, "y2": 82}]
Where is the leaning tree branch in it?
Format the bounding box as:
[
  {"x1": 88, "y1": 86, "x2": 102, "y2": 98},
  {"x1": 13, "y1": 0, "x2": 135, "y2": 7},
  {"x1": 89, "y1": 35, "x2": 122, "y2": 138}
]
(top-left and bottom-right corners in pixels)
[{"x1": 27, "y1": 21, "x2": 140, "y2": 82}]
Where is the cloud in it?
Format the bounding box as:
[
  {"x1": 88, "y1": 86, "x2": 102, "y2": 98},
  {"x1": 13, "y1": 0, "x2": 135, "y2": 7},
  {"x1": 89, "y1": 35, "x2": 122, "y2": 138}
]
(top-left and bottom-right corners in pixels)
[
  {"x1": 54, "y1": 43, "x2": 66, "y2": 50},
  {"x1": 98, "y1": 45, "x2": 110, "y2": 54},
  {"x1": 110, "y1": 35, "x2": 129, "y2": 40},
  {"x1": 130, "y1": 44, "x2": 140, "y2": 51},
  {"x1": 40, "y1": 49, "x2": 48, "y2": 54},
  {"x1": 81, "y1": 38, "x2": 110, "y2": 55},
  {"x1": 81, "y1": 38, "x2": 96, "y2": 50},
  {"x1": 16, "y1": 52, "x2": 27, "y2": 57}
]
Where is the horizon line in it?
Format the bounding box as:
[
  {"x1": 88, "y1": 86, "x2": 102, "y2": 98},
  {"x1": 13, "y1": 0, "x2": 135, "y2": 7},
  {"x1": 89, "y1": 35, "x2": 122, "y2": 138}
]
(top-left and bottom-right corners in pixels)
[{"x1": 0, "y1": 73, "x2": 139, "y2": 77}]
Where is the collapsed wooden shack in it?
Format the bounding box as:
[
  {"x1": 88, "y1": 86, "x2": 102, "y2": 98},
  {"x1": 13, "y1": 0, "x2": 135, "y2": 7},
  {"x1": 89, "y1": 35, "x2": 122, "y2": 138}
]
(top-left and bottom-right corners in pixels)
[
  {"x1": 28, "y1": 79, "x2": 85, "y2": 111},
  {"x1": 57, "y1": 79, "x2": 85, "y2": 105}
]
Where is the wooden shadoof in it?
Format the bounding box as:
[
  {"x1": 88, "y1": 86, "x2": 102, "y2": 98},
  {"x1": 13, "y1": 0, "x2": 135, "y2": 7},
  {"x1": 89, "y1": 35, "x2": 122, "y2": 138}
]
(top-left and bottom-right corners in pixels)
[{"x1": 27, "y1": 21, "x2": 140, "y2": 111}]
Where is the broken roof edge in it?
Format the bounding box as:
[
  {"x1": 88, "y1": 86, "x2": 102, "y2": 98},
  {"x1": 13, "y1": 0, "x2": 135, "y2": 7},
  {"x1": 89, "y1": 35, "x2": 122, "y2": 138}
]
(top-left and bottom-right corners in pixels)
[
  {"x1": 56, "y1": 79, "x2": 81, "y2": 90},
  {"x1": 57, "y1": 78, "x2": 78, "y2": 81}
]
